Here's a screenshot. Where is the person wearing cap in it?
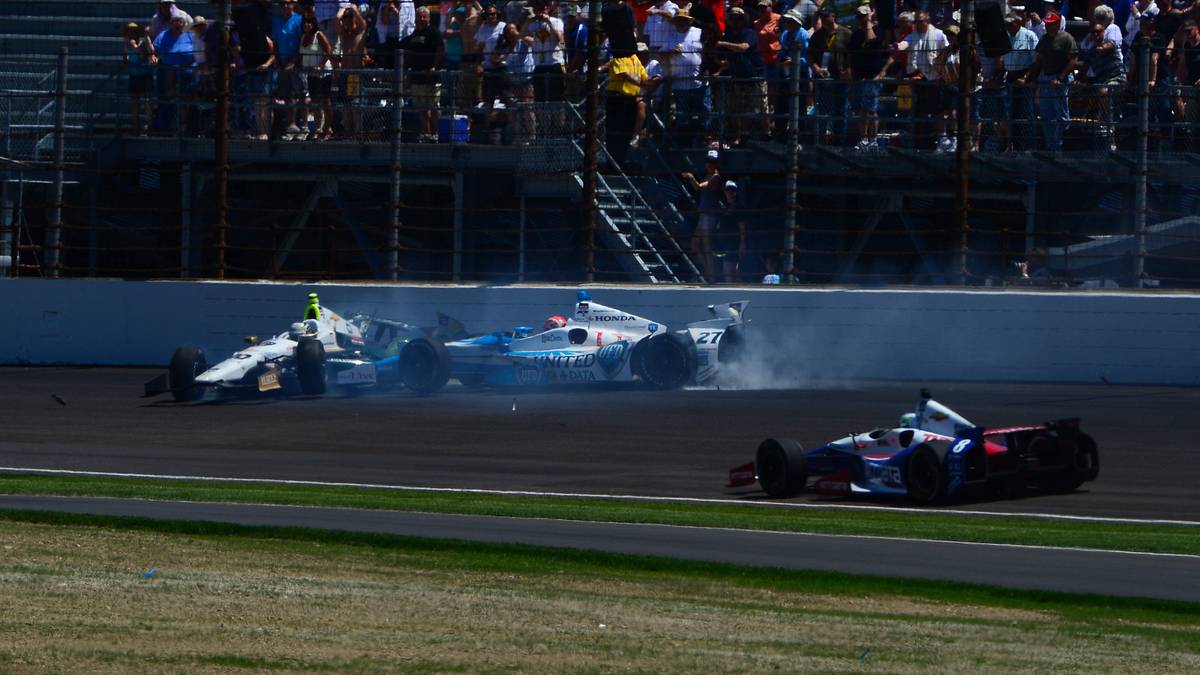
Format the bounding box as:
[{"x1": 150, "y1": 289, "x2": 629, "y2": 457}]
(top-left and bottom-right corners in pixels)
[
  {"x1": 525, "y1": 0, "x2": 567, "y2": 104},
  {"x1": 150, "y1": 0, "x2": 192, "y2": 40},
  {"x1": 777, "y1": 9, "x2": 811, "y2": 133},
  {"x1": 848, "y1": 4, "x2": 887, "y2": 151},
  {"x1": 123, "y1": 22, "x2": 157, "y2": 135},
  {"x1": 1080, "y1": 9, "x2": 1127, "y2": 151},
  {"x1": 1024, "y1": 11, "x2": 1076, "y2": 151},
  {"x1": 998, "y1": 12, "x2": 1039, "y2": 152},
  {"x1": 658, "y1": 10, "x2": 707, "y2": 144},
  {"x1": 716, "y1": 7, "x2": 770, "y2": 145},
  {"x1": 713, "y1": 180, "x2": 747, "y2": 282},
  {"x1": 1124, "y1": 0, "x2": 1160, "y2": 46},
  {"x1": 681, "y1": 152, "x2": 725, "y2": 281}
]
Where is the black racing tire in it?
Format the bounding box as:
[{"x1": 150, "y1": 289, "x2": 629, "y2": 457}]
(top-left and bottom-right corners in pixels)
[
  {"x1": 906, "y1": 445, "x2": 944, "y2": 505},
  {"x1": 716, "y1": 324, "x2": 747, "y2": 365},
  {"x1": 637, "y1": 333, "x2": 696, "y2": 390},
  {"x1": 1051, "y1": 433, "x2": 1100, "y2": 493},
  {"x1": 296, "y1": 338, "x2": 327, "y2": 396},
  {"x1": 398, "y1": 337, "x2": 451, "y2": 395},
  {"x1": 168, "y1": 345, "x2": 207, "y2": 402},
  {"x1": 755, "y1": 438, "x2": 808, "y2": 499}
]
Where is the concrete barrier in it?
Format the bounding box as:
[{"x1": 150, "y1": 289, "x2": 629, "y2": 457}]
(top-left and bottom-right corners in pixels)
[{"x1": 2, "y1": 279, "x2": 1197, "y2": 385}]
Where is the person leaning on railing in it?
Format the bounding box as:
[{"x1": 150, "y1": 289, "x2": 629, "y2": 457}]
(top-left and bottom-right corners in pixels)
[
  {"x1": 151, "y1": 14, "x2": 197, "y2": 134},
  {"x1": 997, "y1": 12, "x2": 1039, "y2": 152},
  {"x1": 716, "y1": 7, "x2": 769, "y2": 147},
  {"x1": 1022, "y1": 11, "x2": 1076, "y2": 152}
]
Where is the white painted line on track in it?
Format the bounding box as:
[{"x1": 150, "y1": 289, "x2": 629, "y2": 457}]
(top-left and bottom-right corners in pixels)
[
  {"x1": 8, "y1": 493, "x2": 1200, "y2": 561},
  {"x1": 3, "y1": 465, "x2": 1199, "y2": 527}
]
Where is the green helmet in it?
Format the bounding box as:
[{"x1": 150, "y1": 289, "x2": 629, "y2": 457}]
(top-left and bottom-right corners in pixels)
[
  {"x1": 307, "y1": 292, "x2": 319, "y2": 301},
  {"x1": 898, "y1": 413, "x2": 917, "y2": 429}
]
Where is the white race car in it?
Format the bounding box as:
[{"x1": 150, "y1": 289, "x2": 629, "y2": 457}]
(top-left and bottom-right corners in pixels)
[
  {"x1": 394, "y1": 291, "x2": 749, "y2": 393},
  {"x1": 143, "y1": 305, "x2": 454, "y2": 401}
]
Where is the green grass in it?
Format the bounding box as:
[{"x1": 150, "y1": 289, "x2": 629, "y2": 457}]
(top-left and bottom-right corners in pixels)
[
  {"x1": 2, "y1": 473, "x2": 1198, "y2": 555},
  {"x1": 1, "y1": 507, "x2": 1197, "y2": 624}
]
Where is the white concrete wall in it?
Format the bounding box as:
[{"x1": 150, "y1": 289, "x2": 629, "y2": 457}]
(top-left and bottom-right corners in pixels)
[{"x1": 2, "y1": 279, "x2": 1197, "y2": 385}]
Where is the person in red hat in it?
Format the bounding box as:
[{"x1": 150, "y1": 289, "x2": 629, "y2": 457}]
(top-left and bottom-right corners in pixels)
[{"x1": 1027, "y1": 11, "x2": 1076, "y2": 151}]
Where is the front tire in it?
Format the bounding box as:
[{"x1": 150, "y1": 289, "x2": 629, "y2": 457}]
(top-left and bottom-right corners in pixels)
[
  {"x1": 756, "y1": 438, "x2": 807, "y2": 499},
  {"x1": 398, "y1": 338, "x2": 451, "y2": 395},
  {"x1": 296, "y1": 338, "x2": 327, "y2": 396},
  {"x1": 637, "y1": 333, "x2": 696, "y2": 389},
  {"x1": 168, "y1": 345, "x2": 207, "y2": 402},
  {"x1": 906, "y1": 445, "x2": 944, "y2": 505}
]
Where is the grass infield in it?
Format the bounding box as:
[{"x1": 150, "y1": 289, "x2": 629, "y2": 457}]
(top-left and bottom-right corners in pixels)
[
  {"x1": 1, "y1": 473, "x2": 1198, "y2": 555},
  {"x1": 0, "y1": 510, "x2": 1197, "y2": 672}
]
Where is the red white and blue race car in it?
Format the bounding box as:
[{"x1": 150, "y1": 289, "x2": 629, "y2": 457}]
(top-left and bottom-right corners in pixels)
[{"x1": 729, "y1": 390, "x2": 1100, "y2": 504}]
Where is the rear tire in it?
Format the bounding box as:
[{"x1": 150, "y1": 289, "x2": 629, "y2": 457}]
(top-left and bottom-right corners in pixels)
[
  {"x1": 1051, "y1": 433, "x2": 1100, "y2": 493},
  {"x1": 637, "y1": 333, "x2": 696, "y2": 389},
  {"x1": 296, "y1": 338, "x2": 327, "y2": 396},
  {"x1": 755, "y1": 438, "x2": 807, "y2": 499},
  {"x1": 398, "y1": 338, "x2": 451, "y2": 395},
  {"x1": 906, "y1": 445, "x2": 944, "y2": 505},
  {"x1": 717, "y1": 324, "x2": 747, "y2": 364},
  {"x1": 168, "y1": 346, "x2": 207, "y2": 402}
]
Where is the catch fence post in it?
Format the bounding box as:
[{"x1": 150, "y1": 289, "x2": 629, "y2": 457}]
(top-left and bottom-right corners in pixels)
[
  {"x1": 783, "y1": 40, "x2": 801, "y2": 282},
  {"x1": 389, "y1": 49, "x2": 404, "y2": 281},
  {"x1": 46, "y1": 47, "x2": 68, "y2": 277},
  {"x1": 1134, "y1": 40, "x2": 1149, "y2": 288}
]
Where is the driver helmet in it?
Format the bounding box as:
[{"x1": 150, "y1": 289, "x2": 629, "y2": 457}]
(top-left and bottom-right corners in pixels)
[
  {"x1": 307, "y1": 292, "x2": 319, "y2": 302},
  {"x1": 303, "y1": 318, "x2": 320, "y2": 334},
  {"x1": 898, "y1": 413, "x2": 917, "y2": 429},
  {"x1": 288, "y1": 322, "x2": 306, "y2": 339},
  {"x1": 543, "y1": 314, "x2": 567, "y2": 331}
]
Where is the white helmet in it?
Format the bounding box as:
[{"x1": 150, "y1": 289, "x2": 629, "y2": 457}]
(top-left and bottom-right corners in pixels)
[
  {"x1": 288, "y1": 322, "x2": 306, "y2": 339},
  {"x1": 304, "y1": 319, "x2": 320, "y2": 335}
]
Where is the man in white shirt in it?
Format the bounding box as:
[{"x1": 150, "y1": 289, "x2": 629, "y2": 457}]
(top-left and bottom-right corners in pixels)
[
  {"x1": 902, "y1": 11, "x2": 949, "y2": 149},
  {"x1": 524, "y1": 0, "x2": 565, "y2": 101},
  {"x1": 643, "y1": 0, "x2": 679, "y2": 54},
  {"x1": 659, "y1": 10, "x2": 705, "y2": 144}
]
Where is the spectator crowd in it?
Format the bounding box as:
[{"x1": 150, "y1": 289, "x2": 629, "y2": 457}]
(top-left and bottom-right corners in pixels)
[{"x1": 122, "y1": 0, "x2": 1200, "y2": 151}]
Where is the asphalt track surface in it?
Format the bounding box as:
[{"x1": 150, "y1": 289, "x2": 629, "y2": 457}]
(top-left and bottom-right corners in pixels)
[
  {"x1": 1, "y1": 368, "x2": 1198, "y2": 520},
  {"x1": 4, "y1": 495, "x2": 1198, "y2": 602}
]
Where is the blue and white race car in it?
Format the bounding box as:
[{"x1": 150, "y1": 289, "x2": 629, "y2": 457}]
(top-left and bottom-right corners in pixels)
[
  {"x1": 393, "y1": 291, "x2": 749, "y2": 393},
  {"x1": 729, "y1": 390, "x2": 1099, "y2": 504}
]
